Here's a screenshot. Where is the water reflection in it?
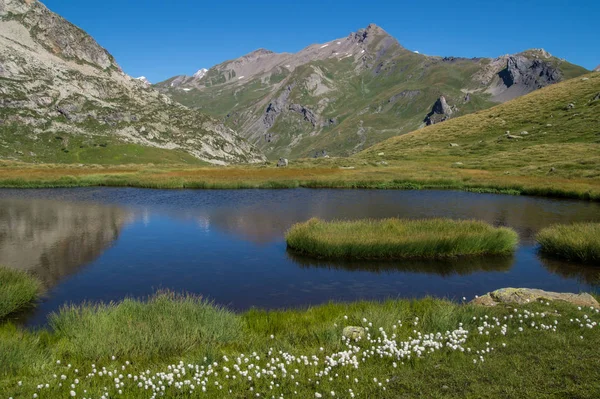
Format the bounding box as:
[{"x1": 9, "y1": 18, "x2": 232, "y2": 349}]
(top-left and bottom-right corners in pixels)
[
  {"x1": 0, "y1": 199, "x2": 131, "y2": 288},
  {"x1": 0, "y1": 188, "x2": 598, "y2": 326},
  {"x1": 540, "y1": 255, "x2": 600, "y2": 286},
  {"x1": 287, "y1": 250, "x2": 514, "y2": 276}
]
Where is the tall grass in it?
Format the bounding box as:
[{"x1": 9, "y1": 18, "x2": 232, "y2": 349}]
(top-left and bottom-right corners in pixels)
[
  {"x1": 0, "y1": 267, "x2": 40, "y2": 320},
  {"x1": 49, "y1": 291, "x2": 242, "y2": 361},
  {"x1": 537, "y1": 223, "x2": 600, "y2": 263},
  {"x1": 286, "y1": 218, "x2": 519, "y2": 259}
]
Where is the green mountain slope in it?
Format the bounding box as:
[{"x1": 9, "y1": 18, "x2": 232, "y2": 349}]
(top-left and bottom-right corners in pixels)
[
  {"x1": 156, "y1": 25, "x2": 588, "y2": 160},
  {"x1": 358, "y1": 72, "x2": 600, "y2": 180},
  {"x1": 0, "y1": 0, "x2": 265, "y2": 165}
]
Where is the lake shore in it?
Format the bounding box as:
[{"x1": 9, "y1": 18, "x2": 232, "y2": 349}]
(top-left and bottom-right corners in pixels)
[
  {"x1": 2, "y1": 287, "x2": 600, "y2": 398},
  {"x1": 1, "y1": 159, "x2": 599, "y2": 201}
]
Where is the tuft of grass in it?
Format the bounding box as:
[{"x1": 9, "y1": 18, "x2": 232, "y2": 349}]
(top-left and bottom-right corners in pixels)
[
  {"x1": 0, "y1": 267, "x2": 40, "y2": 320},
  {"x1": 48, "y1": 291, "x2": 242, "y2": 361},
  {"x1": 286, "y1": 218, "x2": 519, "y2": 259},
  {"x1": 537, "y1": 223, "x2": 600, "y2": 263}
]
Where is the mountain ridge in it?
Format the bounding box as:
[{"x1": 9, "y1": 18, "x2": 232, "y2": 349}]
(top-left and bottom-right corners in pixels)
[
  {"x1": 0, "y1": 0, "x2": 265, "y2": 165},
  {"x1": 156, "y1": 24, "x2": 588, "y2": 160}
]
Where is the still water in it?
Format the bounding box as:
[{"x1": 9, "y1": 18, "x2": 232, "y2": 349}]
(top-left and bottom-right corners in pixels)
[{"x1": 1, "y1": 188, "x2": 599, "y2": 326}]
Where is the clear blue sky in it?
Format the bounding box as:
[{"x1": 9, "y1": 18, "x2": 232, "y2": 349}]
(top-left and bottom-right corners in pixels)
[{"x1": 42, "y1": 0, "x2": 599, "y2": 83}]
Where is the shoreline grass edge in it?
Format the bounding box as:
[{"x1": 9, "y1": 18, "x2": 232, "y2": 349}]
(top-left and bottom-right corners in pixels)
[
  {"x1": 286, "y1": 218, "x2": 519, "y2": 259},
  {"x1": 536, "y1": 223, "x2": 600, "y2": 263}
]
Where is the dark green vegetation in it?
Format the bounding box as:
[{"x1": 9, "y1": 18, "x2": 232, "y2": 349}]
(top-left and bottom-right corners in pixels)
[
  {"x1": 0, "y1": 266, "x2": 40, "y2": 320},
  {"x1": 286, "y1": 218, "x2": 518, "y2": 259},
  {"x1": 49, "y1": 292, "x2": 241, "y2": 360},
  {"x1": 537, "y1": 223, "x2": 600, "y2": 263},
  {"x1": 2, "y1": 290, "x2": 600, "y2": 398}
]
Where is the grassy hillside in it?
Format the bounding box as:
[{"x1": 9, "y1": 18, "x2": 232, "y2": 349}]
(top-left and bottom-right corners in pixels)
[
  {"x1": 1, "y1": 74, "x2": 599, "y2": 200},
  {"x1": 359, "y1": 73, "x2": 600, "y2": 181}
]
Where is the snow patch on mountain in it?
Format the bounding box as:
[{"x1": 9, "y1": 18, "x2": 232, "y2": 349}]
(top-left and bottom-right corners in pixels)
[
  {"x1": 193, "y1": 68, "x2": 208, "y2": 79},
  {"x1": 135, "y1": 76, "x2": 151, "y2": 85}
]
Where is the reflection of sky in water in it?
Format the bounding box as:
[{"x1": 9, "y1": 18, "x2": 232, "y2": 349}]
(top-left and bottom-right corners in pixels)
[{"x1": 0, "y1": 187, "x2": 599, "y2": 327}]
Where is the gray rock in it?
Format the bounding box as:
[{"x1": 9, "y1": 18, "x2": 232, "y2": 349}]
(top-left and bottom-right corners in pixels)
[
  {"x1": 471, "y1": 288, "x2": 600, "y2": 309},
  {"x1": 289, "y1": 104, "x2": 318, "y2": 126},
  {"x1": 263, "y1": 85, "x2": 294, "y2": 130},
  {"x1": 505, "y1": 133, "x2": 521, "y2": 139},
  {"x1": 424, "y1": 96, "x2": 453, "y2": 125},
  {"x1": 592, "y1": 93, "x2": 600, "y2": 102},
  {"x1": 277, "y1": 158, "x2": 288, "y2": 167},
  {"x1": 449, "y1": 143, "x2": 459, "y2": 147},
  {"x1": 567, "y1": 103, "x2": 575, "y2": 109},
  {"x1": 342, "y1": 326, "x2": 366, "y2": 340},
  {"x1": 520, "y1": 131, "x2": 529, "y2": 135}
]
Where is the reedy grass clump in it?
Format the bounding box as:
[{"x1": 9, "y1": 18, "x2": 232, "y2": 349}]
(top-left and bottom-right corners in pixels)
[
  {"x1": 537, "y1": 223, "x2": 600, "y2": 263},
  {"x1": 0, "y1": 266, "x2": 40, "y2": 320},
  {"x1": 286, "y1": 218, "x2": 519, "y2": 259},
  {"x1": 49, "y1": 291, "x2": 242, "y2": 361}
]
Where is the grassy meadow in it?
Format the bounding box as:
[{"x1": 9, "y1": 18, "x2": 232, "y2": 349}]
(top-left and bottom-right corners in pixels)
[
  {"x1": 0, "y1": 267, "x2": 40, "y2": 320},
  {"x1": 2, "y1": 289, "x2": 600, "y2": 398},
  {"x1": 537, "y1": 223, "x2": 600, "y2": 263},
  {"x1": 286, "y1": 218, "x2": 518, "y2": 259}
]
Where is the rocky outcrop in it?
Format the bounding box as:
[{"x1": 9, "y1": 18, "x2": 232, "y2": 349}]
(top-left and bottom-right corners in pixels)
[
  {"x1": 594, "y1": 65, "x2": 600, "y2": 72},
  {"x1": 424, "y1": 96, "x2": 453, "y2": 125},
  {"x1": 471, "y1": 288, "x2": 600, "y2": 309},
  {"x1": 289, "y1": 104, "x2": 318, "y2": 126},
  {"x1": 0, "y1": 0, "x2": 265, "y2": 164},
  {"x1": 262, "y1": 85, "x2": 294, "y2": 130},
  {"x1": 277, "y1": 158, "x2": 288, "y2": 167},
  {"x1": 499, "y1": 55, "x2": 561, "y2": 89}
]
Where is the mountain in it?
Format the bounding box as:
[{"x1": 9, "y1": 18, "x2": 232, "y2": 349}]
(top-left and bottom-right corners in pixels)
[
  {"x1": 156, "y1": 24, "x2": 589, "y2": 160},
  {"x1": 358, "y1": 73, "x2": 600, "y2": 179},
  {"x1": 135, "y1": 76, "x2": 151, "y2": 85},
  {"x1": 0, "y1": 0, "x2": 264, "y2": 165},
  {"x1": 595, "y1": 65, "x2": 600, "y2": 72}
]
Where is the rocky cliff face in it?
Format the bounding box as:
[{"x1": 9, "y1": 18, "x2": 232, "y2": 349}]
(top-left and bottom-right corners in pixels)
[
  {"x1": 157, "y1": 26, "x2": 587, "y2": 160},
  {"x1": 0, "y1": 0, "x2": 265, "y2": 164}
]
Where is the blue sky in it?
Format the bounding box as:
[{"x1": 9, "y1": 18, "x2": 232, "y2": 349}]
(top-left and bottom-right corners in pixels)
[{"x1": 43, "y1": 0, "x2": 599, "y2": 83}]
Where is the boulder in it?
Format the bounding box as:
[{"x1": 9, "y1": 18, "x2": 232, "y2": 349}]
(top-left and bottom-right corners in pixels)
[
  {"x1": 449, "y1": 143, "x2": 459, "y2": 147},
  {"x1": 520, "y1": 131, "x2": 529, "y2": 135},
  {"x1": 471, "y1": 288, "x2": 600, "y2": 309},
  {"x1": 277, "y1": 158, "x2": 288, "y2": 167},
  {"x1": 342, "y1": 326, "x2": 366, "y2": 340}
]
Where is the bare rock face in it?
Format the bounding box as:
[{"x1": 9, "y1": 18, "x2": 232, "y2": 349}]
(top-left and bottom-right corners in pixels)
[
  {"x1": 289, "y1": 104, "x2": 317, "y2": 126},
  {"x1": 471, "y1": 288, "x2": 600, "y2": 309},
  {"x1": 500, "y1": 55, "x2": 561, "y2": 90},
  {"x1": 594, "y1": 65, "x2": 600, "y2": 72},
  {"x1": 424, "y1": 96, "x2": 453, "y2": 125},
  {"x1": 0, "y1": 0, "x2": 265, "y2": 164}
]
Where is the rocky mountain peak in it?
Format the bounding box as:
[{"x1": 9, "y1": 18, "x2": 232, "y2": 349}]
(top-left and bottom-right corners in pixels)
[
  {"x1": 594, "y1": 65, "x2": 600, "y2": 72},
  {"x1": 1, "y1": 0, "x2": 117, "y2": 70},
  {"x1": 135, "y1": 76, "x2": 151, "y2": 85},
  {"x1": 350, "y1": 23, "x2": 388, "y2": 44},
  {"x1": 193, "y1": 68, "x2": 208, "y2": 79}
]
